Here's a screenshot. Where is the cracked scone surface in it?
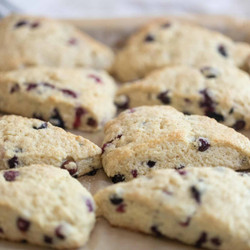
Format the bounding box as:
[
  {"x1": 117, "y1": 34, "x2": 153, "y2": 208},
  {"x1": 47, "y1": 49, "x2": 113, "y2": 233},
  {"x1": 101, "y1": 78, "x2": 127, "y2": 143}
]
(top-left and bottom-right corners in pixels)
[
  {"x1": 0, "y1": 14, "x2": 114, "y2": 71},
  {"x1": 0, "y1": 67, "x2": 117, "y2": 131},
  {"x1": 113, "y1": 19, "x2": 250, "y2": 82},
  {"x1": 102, "y1": 106, "x2": 250, "y2": 182},
  {"x1": 116, "y1": 64, "x2": 250, "y2": 130},
  {"x1": 95, "y1": 167, "x2": 250, "y2": 250},
  {"x1": 0, "y1": 115, "x2": 101, "y2": 177},
  {"x1": 0, "y1": 165, "x2": 95, "y2": 249}
]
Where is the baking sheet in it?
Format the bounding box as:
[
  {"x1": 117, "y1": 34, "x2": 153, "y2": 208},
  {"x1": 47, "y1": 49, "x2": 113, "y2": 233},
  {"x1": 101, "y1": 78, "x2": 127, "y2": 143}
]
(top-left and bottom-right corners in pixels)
[{"x1": 0, "y1": 15, "x2": 250, "y2": 250}]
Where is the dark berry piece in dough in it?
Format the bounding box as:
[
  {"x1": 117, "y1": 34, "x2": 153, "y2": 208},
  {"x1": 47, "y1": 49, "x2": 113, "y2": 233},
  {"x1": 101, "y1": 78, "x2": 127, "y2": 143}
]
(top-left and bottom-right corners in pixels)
[
  {"x1": 144, "y1": 34, "x2": 155, "y2": 42},
  {"x1": 115, "y1": 95, "x2": 130, "y2": 110},
  {"x1": 198, "y1": 137, "x2": 210, "y2": 152},
  {"x1": 211, "y1": 237, "x2": 222, "y2": 246},
  {"x1": 206, "y1": 112, "x2": 224, "y2": 122},
  {"x1": 200, "y1": 66, "x2": 219, "y2": 78},
  {"x1": 61, "y1": 89, "x2": 77, "y2": 98},
  {"x1": 8, "y1": 156, "x2": 19, "y2": 168},
  {"x1": 3, "y1": 170, "x2": 19, "y2": 182},
  {"x1": 190, "y1": 186, "x2": 201, "y2": 204},
  {"x1": 17, "y1": 218, "x2": 30, "y2": 232},
  {"x1": 33, "y1": 122, "x2": 48, "y2": 130},
  {"x1": 111, "y1": 174, "x2": 125, "y2": 183},
  {"x1": 116, "y1": 204, "x2": 126, "y2": 213},
  {"x1": 218, "y1": 44, "x2": 228, "y2": 57},
  {"x1": 86, "y1": 199, "x2": 94, "y2": 212},
  {"x1": 44, "y1": 235, "x2": 53, "y2": 244},
  {"x1": 61, "y1": 160, "x2": 77, "y2": 176},
  {"x1": 131, "y1": 169, "x2": 138, "y2": 178},
  {"x1": 55, "y1": 225, "x2": 65, "y2": 240},
  {"x1": 68, "y1": 38, "x2": 78, "y2": 45},
  {"x1": 73, "y1": 107, "x2": 86, "y2": 129},
  {"x1": 195, "y1": 232, "x2": 207, "y2": 248},
  {"x1": 30, "y1": 22, "x2": 40, "y2": 28},
  {"x1": 88, "y1": 74, "x2": 102, "y2": 83},
  {"x1": 49, "y1": 109, "x2": 65, "y2": 128},
  {"x1": 86, "y1": 169, "x2": 97, "y2": 176},
  {"x1": 10, "y1": 83, "x2": 20, "y2": 93},
  {"x1": 147, "y1": 160, "x2": 156, "y2": 168},
  {"x1": 87, "y1": 118, "x2": 97, "y2": 128},
  {"x1": 15, "y1": 20, "x2": 28, "y2": 28},
  {"x1": 26, "y1": 83, "x2": 38, "y2": 91},
  {"x1": 179, "y1": 216, "x2": 191, "y2": 227},
  {"x1": 157, "y1": 90, "x2": 171, "y2": 104},
  {"x1": 110, "y1": 194, "x2": 123, "y2": 205},
  {"x1": 151, "y1": 225, "x2": 163, "y2": 237},
  {"x1": 232, "y1": 120, "x2": 246, "y2": 131}
]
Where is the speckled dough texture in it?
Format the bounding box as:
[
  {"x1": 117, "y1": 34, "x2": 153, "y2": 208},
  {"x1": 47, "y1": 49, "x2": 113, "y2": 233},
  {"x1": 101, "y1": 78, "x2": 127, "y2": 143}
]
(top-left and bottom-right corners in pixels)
[
  {"x1": 0, "y1": 14, "x2": 114, "y2": 71},
  {"x1": 0, "y1": 115, "x2": 101, "y2": 177},
  {"x1": 102, "y1": 106, "x2": 250, "y2": 182},
  {"x1": 95, "y1": 167, "x2": 250, "y2": 250},
  {"x1": 113, "y1": 19, "x2": 250, "y2": 82},
  {"x1": 0, "y1": 165, "x2": 95, "y2": 249},
  {"x1": 0, "y1": 67, "x2": 117, "y2": 131},
  {"x1": 116, "y1": 64, "x2": 250, "y2": 130}
]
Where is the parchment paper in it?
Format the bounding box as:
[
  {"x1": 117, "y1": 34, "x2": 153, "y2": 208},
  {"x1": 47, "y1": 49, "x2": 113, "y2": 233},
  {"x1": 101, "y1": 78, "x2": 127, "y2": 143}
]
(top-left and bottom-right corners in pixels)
[{"x1": 0, "y1": 15, "x2": 250, "y2": 250}]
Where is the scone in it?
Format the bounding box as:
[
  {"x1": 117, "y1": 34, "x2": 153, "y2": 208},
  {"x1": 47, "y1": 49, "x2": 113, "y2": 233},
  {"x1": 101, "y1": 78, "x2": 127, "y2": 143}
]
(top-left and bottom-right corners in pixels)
[
  {"x1": 115, "y1": 64, "x2": 250, "y2": 130},
  {"x1": 0, "y1": 67, "x2": 117, "y2": 131},
  {"x1": 0, "y1": 115, "x2": 101, "y2": 177},
  {"x1": 95, "y1": 167, "x2": 250, "y2": 250},
  {"x1": 102, "y1": 106, "x2": 250, "y2": 182},
  {"x1": 0, "y1": 165, "x2": 95, "y2": 249},
  {"x1": 0, "y1": 14, "x2": 114, "y2": 71},
  {"x1": 113, "y1": 19, "x2": 250, "y2": 82}
]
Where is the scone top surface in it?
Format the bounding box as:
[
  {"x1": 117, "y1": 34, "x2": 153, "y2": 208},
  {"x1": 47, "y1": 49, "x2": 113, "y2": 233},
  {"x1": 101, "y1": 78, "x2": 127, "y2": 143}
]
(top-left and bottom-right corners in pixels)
[
  {"x1": 113, "y1": 19, "x2": 250, "y2": 81},
  {"x1": 95, "y1": 167, "x2": 250, "y2": 250},
  {"x1": 0, "y1": 165, "x2": 95, "y2": 249},
  {"x1": 0, "y1": 115, "x2": 101, "y2": 176},
  {"x1": 0, "y1": 67, "x2": 117, "y2": 131},
  {"x1": 0, "y1": 14, "x2": 114, "y2": 71},
  {"x1": 102, "y1": 106, "x2": 250, "y2": 181},
  {"x1": 116, "y1": 64, "x2": 250, "y2": 130}
]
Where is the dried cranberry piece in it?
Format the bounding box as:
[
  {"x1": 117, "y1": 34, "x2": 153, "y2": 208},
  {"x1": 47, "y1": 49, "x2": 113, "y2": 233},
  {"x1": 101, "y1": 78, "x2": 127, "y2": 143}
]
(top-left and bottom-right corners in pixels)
[
  {"x1": 49, "y1": 109, "x2": 65, "y2": 128},
  {"x1": 30, "y1": 22, "x2": 40, "y2": 28},
  {"x1": 86, "y1": 169, "x2": 97, "y2": 176},
  {"x1": 198, "y1": 137, "x2": 210, "y2": 152},
  {"x1": 3, "y1": 170, "x2": 19, "y2": 182},
  {"x1": 232, "y1": 120, "x2": 246, "y2": 131},
  {"x1": 88, "y1": 74, "x2": 102, "y2": 84},
  {"x1": 44, "y1": 235, "x2": 53, "y2": 244},
  {"x1": 144, "y1": 34, "x2": 155, "y2": 42},
  {"x1": 157, "y1": 90, "x2": 171, "y2": 104},
  {"x1": 87, "y1": 118, "x2": 97, "y2": 128},
  {"x1": 111, "y1": 174, "x2": 125, "y2": 183},
  {"x1": 8, "y1": 156, "x2": 19, "y2": 168},
  {"x1": 190, "y1": 186, "x2": 201, "y2": 204},
  {"x1": 61, "y1": 160, "x2": 77, "y2": 176},
  {"x1": 86, "y1": 199, "x2": 94, "y2": 212},
  {"x1": 147, "y1": 160, "x2": 156, "y2": 168},
  {"x1": 61, "y1": 89, "x2": 77, "y2": 98},
  {"x1": 33, "y1": 122, "x2": 48, "y2": 130},
  {"x1": 151, "y1": 226, "x2": 163, "y2": 237},
  {"x1": 116, "y1": 204, "x2": 126, "y2": 213},
  {"x1": 26, "y1": 83, "x2": 38, "y2": 91},
  {"x1": 206, "y1": 112, "x2": 224, "y2": 122},
  {"x1": 131, "y1": 169, "x2": 138, "y2": 178},
  {"x1": 55, "y1": 225, "x2": 65, "y2": 240},
  {"x1": 179, "y1": 216, "x2": 191, "y2": 227},
  {"x1": 73, "y1": 107, "x2": 86, "y2": 129},
  {"x1": 229, "y1": 108, "x2": 234, "y2": 114},
  {"x1": 218, "y1": 45, "x2": 228, "y2": 57},
  {"x1": 102, "y1": 134, "x2": 122, "y2": 154},
  {"x1": 15, "y1": 20, "x2": 28, "y2": 28},
  {"x1": 110, "y1": 194, "x2": 123, "y2": 205},
  {"x1": 176, "y1": 169, "x2": 187, "y2": 175},
  {"x1": 211, "y1": 237, "x2": 221, "y2": 246},
  {"x1": 17, "y1": 218, "x2": 30, "y2": 232},
  {"x1": 199, "y1": 89, "x2": 215, "y2": 112},
  {"x1": 200, "y1": 67, "x2": 219, "y2": 78},
  {"x1": 10, "y1": 83, "x2": 20, "y2": 94},
  {"x1": 68, "y1": 38, "x2": 78, "y2": 45},
  {"x1": 195, "y1": 232, "x2": 207, "y2": 248}
]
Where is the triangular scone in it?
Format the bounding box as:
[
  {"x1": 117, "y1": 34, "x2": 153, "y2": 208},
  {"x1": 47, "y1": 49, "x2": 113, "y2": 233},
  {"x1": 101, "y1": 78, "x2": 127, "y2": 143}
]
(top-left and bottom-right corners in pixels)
[
  {"x1": 115, "y1": 64, "x2": 250, "y2": 130},
  {"x1": 102, "y1": 106, "x2": 250, "y2": 182},
  {"x1": 0, "y1": 14, "x2": 114, "y2": 71},
  {"x1": 0, "y1": 67, "x2": 117, "y2": 131},
  {"x1": 95, "y1": 167, "x2": 250, "y2": 250},
  {"x1": 0, "y1": 115, "x2": 101, "y2": 177},
  {"x1": 0, "y1": 165, "x2": 95, "y2": 248},
  {"x1": 113, "y1": 19, "x2": 250, "y2": 82}
]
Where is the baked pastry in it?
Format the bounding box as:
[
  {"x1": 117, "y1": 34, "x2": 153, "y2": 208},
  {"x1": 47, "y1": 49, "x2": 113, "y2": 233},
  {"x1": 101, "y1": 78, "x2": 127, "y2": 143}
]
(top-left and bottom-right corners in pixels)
[
  {"x1": 0, "y1": 115, "x2": 101, "y2": 177},
  {"x1": 0, "y1": 67, "x2": 117, "y2": 131},
  {"x1": 95, "y1": 167, "x2": 250, "y2": 250},
  {"x1": 115, "y1": 64, "x2": 250, "y2": 130},
  {"x1": 0, "y1": 165, "x2": 95, "y2": 248},
  {"x1": 113, "y1": 19, "x2": 250, "y2": 81},
  {"x1": 102, "y1": 106, "x2": 250, "y2": 182},
  {"x1": 0, "y1": 14, "x2": 114, "y2": 71}
]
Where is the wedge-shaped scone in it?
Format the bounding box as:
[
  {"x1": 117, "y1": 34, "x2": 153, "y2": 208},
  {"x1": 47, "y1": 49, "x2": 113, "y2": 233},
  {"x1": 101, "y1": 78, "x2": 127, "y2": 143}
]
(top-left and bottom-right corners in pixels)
[
  {"x1": 95, "y1": 167, "x2": 250, "y2": 250},
  {"x1": 0, "y1": 14, "x2": 114, "y2": 71},
  {"x1": 0, "y1": 67, "x2": 117, "y2": 131},
  {"x1": 113, "y1": 19, "x2": 250, "y2": 81},
  {"x1": 102, "y1": 106, "x2": 250, "y2": 182},
  {"x1": 0, "y1": 115, "x2": 101, "y2": 176},
  {"x1": 0, "y1": 165, "x2": 95, "y2": 248},
  {"x1": 115, "y1": 64, "x2": 250, "y2": 130}
]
